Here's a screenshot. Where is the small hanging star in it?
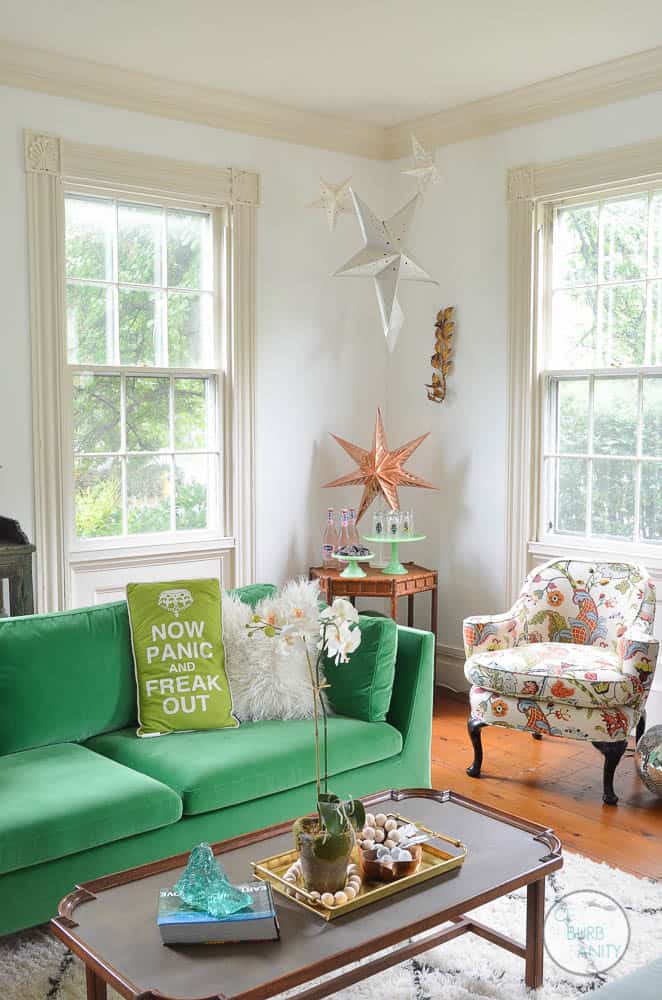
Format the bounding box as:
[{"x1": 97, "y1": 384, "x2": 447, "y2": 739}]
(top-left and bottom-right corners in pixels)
[
  {"x1": 310, "y1": 177, "x2": 353, "y2": 231},
  {"x1": 401, "y1": 135, "x2": 440, "y2": 194},
  {"x1": 323, "y1": 408, "x2": 437, "y2": 522}
]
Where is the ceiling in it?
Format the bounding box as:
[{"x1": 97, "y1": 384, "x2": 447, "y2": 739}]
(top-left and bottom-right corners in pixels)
[{"x1": 2, "y1": 0, "x2": 662, "y2": 126}]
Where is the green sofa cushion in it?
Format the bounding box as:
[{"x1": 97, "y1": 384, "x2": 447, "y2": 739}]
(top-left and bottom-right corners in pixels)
[
  {"x1": 0, "y1": 601, "x2": 136, "y2": 754},
  {"x1": 324, "y1": 615, "x2": 397, "y2": 722},
  {"x1": 86, "y1": 716, "x2": 403, "y2": 816},
  {"x1": 0, "y1": 743, "x2": 182, "y2": 875},
  {"x1": 0, "y1": 584, "x2": 275, "y2": 755}
]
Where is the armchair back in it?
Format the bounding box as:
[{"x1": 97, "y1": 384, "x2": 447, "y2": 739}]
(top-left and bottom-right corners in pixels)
[{"x1": 518, "y1": 560, "x2": 655, "y2": 652}]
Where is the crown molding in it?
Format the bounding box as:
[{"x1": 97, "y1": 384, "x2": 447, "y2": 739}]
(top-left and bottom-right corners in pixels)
[
  {"x1": 0, "y1": 38, "x2": 386, "y2": 161},
  {"x1": 385, "y1": 44, "x2": 662, "y2": 159},
  {"x1": 3, "y1": 38, "x2": 662, "y2": 162}
]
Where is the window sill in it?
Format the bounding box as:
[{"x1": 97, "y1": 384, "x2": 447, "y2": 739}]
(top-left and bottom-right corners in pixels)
[{"x1": 69, "y1": 535, "x2": 235, "y2": 571}]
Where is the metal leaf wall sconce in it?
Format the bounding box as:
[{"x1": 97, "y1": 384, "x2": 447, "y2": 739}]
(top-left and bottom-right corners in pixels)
[{"x1": 426, "y1": 307, "x2": 455, "y2": 403}]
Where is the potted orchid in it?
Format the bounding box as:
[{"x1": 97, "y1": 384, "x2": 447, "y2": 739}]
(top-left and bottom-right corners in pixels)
[{"x1": 247, "y1": 598, "x2": 365, "y2": 893}]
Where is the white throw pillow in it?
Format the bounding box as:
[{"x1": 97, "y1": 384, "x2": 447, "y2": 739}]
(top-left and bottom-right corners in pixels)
[{"x1": 222, "y1": 578, "x2": 323, "y2": 721}]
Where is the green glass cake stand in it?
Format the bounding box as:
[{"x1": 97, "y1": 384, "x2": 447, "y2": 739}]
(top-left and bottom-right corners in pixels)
[
  {"x1": 362, "y1": 534, "x2": 426, "y2": 576},
  {"x1": 332, "y1": 551, "x2": 375, "y2": 579}
]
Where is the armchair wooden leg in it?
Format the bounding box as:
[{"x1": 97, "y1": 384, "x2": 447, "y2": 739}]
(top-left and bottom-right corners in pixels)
[
  {"x1": 532, "y1": 732, "x2": 543, "y2": 740},
  {"x1": 467, "y1": 718, "x2": 487, "y2": 777},
  {"x1": 592, "y1": 740, "x2": 627, "y2": 805},
  {"x1": 636, "y1": 712, "x2": 646, "y2": 744}
]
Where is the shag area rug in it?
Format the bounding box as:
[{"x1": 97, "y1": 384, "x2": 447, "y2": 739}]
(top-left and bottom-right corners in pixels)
[{"x1": 1, "y1": 852, "x2": 660, "y2": 1000}]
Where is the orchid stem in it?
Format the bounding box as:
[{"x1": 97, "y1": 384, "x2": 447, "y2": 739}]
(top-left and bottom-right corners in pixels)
[
  {"x1": 303, "y1": 642, "x2": 321, "y2": 805},
  {"x1": 316, "y1": 632, "x2": 329, "y2": 795}
]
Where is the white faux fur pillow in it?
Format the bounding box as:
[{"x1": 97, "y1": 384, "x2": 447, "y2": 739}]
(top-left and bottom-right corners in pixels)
[{"x1": 222, "y1": 578, "x2": 323, "y2": 722}]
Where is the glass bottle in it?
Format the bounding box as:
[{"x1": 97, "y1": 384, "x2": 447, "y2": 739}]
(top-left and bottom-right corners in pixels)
[
  {"x1": 336, "y1": 508, "x2": 350, "y2": 552},
  {"x1": 348, "y1": 508, "x2": 360, "y2": 548},
  {"x1": 322, "y1": 508, "x2": 336, "y2": 568}
]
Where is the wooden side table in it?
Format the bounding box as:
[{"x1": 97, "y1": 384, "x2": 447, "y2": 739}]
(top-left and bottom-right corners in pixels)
[{"x1": 309, "y1": 562, "x2": 437, "y2": 638}]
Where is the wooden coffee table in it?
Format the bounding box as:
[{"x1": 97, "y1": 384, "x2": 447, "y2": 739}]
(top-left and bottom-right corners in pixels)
[{"x1": 51, "y1": 789, "x2": 562, "y2": 1000}]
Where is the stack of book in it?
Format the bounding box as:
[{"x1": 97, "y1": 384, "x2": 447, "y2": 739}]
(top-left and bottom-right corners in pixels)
[{"x1": 157, "y1": 881, "x2": 279, "y2": 945}]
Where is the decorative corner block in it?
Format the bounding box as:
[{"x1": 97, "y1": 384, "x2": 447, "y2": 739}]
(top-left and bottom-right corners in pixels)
[
  {"x1": 24, "y1": 132, "x2": 62, "y2": 175},
  {"x1": 231, "y1": 169, "x2": 260, "y2": 206},
  {"x1": 506, "y1": 165, "x2": 535, "y2": 202}
]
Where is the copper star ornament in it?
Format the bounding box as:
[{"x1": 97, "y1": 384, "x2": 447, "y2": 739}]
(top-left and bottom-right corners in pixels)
[{"x1": 323, "y1": 409, "x2": 437, "y2": 522}]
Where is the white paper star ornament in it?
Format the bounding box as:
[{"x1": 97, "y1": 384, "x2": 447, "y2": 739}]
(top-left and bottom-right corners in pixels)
[
  {"x1": 309, "y1": 177, "x2": 353, "y2": 231},
  {"x1": 402, "y1": 135, "x2": 440, "y2": 194},
  {"x1": 334, "y1": 189, "x2": 437, "y2": 350}
]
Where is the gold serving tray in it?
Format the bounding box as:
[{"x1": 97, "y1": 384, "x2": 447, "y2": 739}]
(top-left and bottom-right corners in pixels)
[{"x1": 251, "y1": 813, "x2": 468, "y2": 921}]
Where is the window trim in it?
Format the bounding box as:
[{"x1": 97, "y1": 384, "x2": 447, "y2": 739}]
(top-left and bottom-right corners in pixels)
[
  {"x1": 25, "y1": 131, "x2": 259, "y2": 611},
  {"x1": 506, "y1": 139, "x2": 662, "y2": 607}
]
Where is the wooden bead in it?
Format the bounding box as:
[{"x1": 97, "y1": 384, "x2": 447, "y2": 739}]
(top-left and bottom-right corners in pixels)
[
  {"x1": 365, "y1": 812, "x2": 375, "y2": 827},
  {"x1": 344, "y1": 885, "x2": 357, "y2": 899},
  {"x1": 347, "y1": 863, "x2": 360, "y2": 875},
  {"x1": 384, "y1": 818, "x2": 398, "y2": 832},
  {"x1": 321, "y1": 892, "x2": 335, "y2": 907},
  {"x1": 374, "y1": 828, "x2": 385, "y2": 843},
  {"x1": 375, "y1": 813, "x2": 388, "y2": 828},
  {"x1": 334, "y1": 891, "x2": 348, "y2": 905},
  {"x1": 362, "y1": 826, "x2": 376, "y2": 841}
]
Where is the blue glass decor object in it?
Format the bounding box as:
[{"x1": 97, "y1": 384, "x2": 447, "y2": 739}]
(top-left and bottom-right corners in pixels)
[{"x1": 173, "y1": 843, "x2": 252, "y2": 917}]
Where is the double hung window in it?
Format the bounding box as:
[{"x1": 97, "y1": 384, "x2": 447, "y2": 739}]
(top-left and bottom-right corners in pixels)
[
  {"x1": 64, "y1": 194, "x2": 222, "y2": 543},
  {"x1": 541, "y1": 189, "x2": 662, "y2": 548}
]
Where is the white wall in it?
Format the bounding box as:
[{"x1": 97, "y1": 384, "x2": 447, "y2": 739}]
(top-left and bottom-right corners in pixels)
[
  {"x1": 0, "y1": 84, "x2": 390, "y2": 587},
  {"x1": 384, "y1": 89, "x2": 662, "y2": 690},
  {"x1": 1, "y1": 82, "x2": 661, "y2": 691}
]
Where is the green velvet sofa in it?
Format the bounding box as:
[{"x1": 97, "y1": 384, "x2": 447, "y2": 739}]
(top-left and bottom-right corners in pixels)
[{"x1": 0, "y1": 584, "x2": 434, "y2": 937}]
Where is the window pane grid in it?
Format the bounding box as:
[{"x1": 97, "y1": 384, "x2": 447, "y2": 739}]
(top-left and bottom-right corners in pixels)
[
  {"x1": 66, "y1": 192, "x2": 219, "y2": 541},
  {"x1": 545, "y1": 373, "x2": 661, "y2": 544},
  {"x1": 550, "y1": 189, "x2": 662, "y2": 369}
]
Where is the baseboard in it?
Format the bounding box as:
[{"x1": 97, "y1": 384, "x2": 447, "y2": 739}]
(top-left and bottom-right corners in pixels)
[{"x1": 435, "y1": 643, "x2": 468, "y2": 694}]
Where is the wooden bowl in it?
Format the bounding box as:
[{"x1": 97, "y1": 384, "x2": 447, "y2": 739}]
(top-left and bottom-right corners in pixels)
[{"x1": 358, "y1": 843, "x2": 422, "y2": 883}]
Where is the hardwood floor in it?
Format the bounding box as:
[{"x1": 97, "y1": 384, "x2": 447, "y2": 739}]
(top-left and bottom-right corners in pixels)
[{"x1": 432, "y1": 689, "x2": 662, "y2": 880}]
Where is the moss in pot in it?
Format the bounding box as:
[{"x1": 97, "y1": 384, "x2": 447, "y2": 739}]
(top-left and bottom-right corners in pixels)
[{"x1": 294, "y1": 794, "x2": 365, "y2": 894}]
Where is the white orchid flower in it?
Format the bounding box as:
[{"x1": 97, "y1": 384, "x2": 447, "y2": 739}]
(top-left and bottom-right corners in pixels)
[
  {"x1": 320, "y1": 598, "x2": 359, "y2": 628},
  {"x1": 325, "y1": 620, "x2": 361, "y2": 664},
  {"x1": 283, "y1": 604, "x2": 320, "y2": 638}
]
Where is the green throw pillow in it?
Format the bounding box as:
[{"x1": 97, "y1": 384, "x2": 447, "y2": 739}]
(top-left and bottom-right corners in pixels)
[
  {"x1": 323, "y1": 614, "x2": 397, "y2": 722},
  {"x1": 127, "y1": 579, "x2": 238, "y2": 738}
]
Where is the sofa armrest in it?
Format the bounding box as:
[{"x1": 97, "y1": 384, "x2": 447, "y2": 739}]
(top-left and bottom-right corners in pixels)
[
  {"x1": 387, "y1": 626, "x2": 434, "y2": 764},
  {"x1": 618, "y1": 625, "x2": 660, "y2": 694},
  {"x1": 463, "y1": 610, "x2": 520, "y2": 659}
]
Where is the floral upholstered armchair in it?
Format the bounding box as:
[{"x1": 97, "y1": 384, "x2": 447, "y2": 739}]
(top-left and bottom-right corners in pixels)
[{"x1": 463, "y1": 560, "x2": 658, "y2": 804}]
